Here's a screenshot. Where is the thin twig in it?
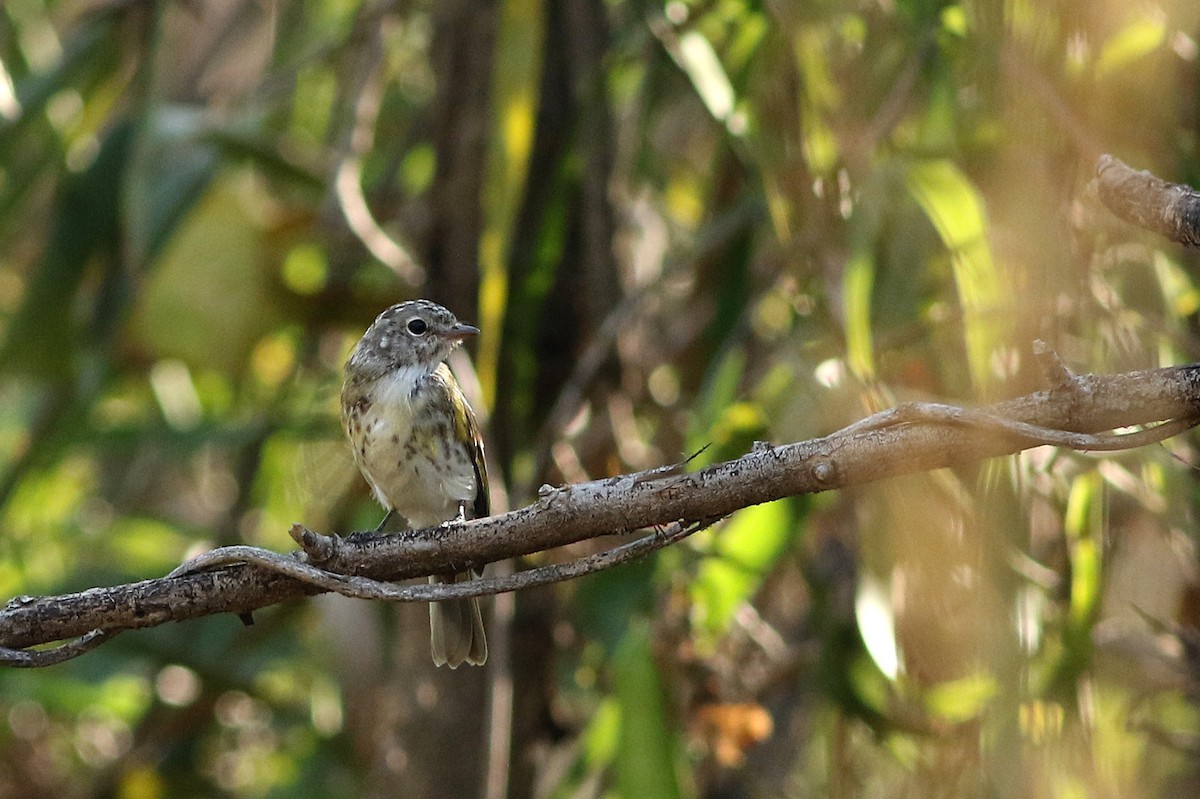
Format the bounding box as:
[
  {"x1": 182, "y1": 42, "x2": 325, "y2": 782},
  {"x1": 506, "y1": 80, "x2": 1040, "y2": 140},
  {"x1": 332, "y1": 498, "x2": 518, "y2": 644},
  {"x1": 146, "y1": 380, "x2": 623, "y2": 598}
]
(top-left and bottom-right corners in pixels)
[
  {"x1": 1031, "y1": 338, "x2": 1080, "y2": 392},
  {"x1": 0, "y1": 629, "x2": 116, "y2": 668},
  {"x1": 840, "y1": 402, "x2": 1199, "y2": 452},
  {"x1": 329, "y1": 4, "x2": 424, "y2": 284},
  {"x1": 172, "y1": 520, "x2": 710, "y2": 603}
]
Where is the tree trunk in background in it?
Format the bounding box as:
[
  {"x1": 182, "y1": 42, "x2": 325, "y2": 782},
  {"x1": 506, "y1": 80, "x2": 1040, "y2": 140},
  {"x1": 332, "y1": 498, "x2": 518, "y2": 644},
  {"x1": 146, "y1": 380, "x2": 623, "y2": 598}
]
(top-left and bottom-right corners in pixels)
[
  {"x1": 502, "y1": 1, "x2": 620, "y2": 796},
  {"x1": 426, "y1": 0, "x2": 497, "y2": 316},
  {"x1": 494, "y1": 0, "x2": 620, "y2": 478},
  {"x1": 564, "y1": 0, "x2": 621, "y2": 332},
  {"x1": 379, "y1": 3, "x2": 497, "y2": 796}
]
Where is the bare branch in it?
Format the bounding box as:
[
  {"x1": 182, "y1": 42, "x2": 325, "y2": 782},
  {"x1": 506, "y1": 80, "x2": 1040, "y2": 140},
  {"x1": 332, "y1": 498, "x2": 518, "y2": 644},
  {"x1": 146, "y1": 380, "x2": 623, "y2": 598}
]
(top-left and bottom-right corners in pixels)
[
  {"x1": 167, "y1": 519, "x2": 708, "y2": 602},
  {"x1": 1096, "y1": 155, "x2": 1200, "y2": 247},
  {"x1": 2, "y1": 357, "x2": 1199, "y2": 665}
]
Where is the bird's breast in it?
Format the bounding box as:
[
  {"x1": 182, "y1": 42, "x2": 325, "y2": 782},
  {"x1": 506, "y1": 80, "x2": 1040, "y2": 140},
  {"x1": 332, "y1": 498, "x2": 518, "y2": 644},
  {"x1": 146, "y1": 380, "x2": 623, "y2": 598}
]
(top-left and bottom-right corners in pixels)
[{"x1": 342, "y1": 367, "x2": 470, "y2": 527}]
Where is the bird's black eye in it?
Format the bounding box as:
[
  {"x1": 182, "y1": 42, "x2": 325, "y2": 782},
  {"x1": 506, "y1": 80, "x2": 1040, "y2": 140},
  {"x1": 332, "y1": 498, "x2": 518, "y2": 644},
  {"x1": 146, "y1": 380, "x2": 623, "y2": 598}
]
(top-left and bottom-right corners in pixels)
[{"x1": 406, "y1": 318, "x2": 428, "y2": 336}]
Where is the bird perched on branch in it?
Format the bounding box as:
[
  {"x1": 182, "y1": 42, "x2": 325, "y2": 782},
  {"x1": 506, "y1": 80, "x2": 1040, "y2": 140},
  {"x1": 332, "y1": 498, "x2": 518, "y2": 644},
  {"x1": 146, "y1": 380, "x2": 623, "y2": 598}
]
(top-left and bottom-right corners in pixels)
[{"x1": 340, "y1": 299, "x2": 489, "y2": 667}]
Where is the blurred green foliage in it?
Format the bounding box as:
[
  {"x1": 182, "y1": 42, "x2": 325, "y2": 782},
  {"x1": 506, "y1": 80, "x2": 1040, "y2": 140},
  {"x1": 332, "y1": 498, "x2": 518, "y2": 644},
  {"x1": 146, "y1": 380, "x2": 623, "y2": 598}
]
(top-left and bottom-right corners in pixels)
[{"x1": 2, "y1": 0, "x2": 1200, "y2": 797}]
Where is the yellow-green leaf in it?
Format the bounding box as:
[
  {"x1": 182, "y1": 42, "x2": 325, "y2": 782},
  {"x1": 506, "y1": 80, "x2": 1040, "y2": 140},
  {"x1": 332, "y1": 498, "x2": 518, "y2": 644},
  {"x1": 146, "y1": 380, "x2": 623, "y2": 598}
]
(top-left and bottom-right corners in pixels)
[
  {"x1": 691, "y1": 499, "x2": 795, "y2": 640},
  {"x1": 1096, "y1": 16, "x2": 1165, "y2": 76},
  {"x1": 906, "y1": 160, "x2": 1007, "y2": 394}
]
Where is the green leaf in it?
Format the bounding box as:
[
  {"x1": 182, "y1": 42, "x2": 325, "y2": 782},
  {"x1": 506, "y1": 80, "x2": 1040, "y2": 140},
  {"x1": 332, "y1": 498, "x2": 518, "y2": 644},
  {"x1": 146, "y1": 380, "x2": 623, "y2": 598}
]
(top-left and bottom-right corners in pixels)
[
  {"x1": 924, "y1": 673, "x2": 997, "y2": 723},
  {"x1": 843, "y1": 216, "x2": 880, "y2": 381},
  {"x1": 614, "y1": 624, "x2": 685, "y2": 799},
  {"x1": 582, "y1": 697, "x2": 621, "y2": 768},
  {"x1": 690, "y1": 499, "x2": 798, "y2": 641},
  {"x1": 905, "y1": 160, "x2": 1007, "y2": 394},
  {"x1": 478, "y1": 0, "x2": 547, "y2": 402},
  {"x1": 0, "y1": 120, "x2": 132, "y2": 376},
  {"x1": 574, "y1": 555, "x2": 658, "y2": 652},
  {"x1": 1044, "y1": 472, "x2": 1104, "y2": 697}
]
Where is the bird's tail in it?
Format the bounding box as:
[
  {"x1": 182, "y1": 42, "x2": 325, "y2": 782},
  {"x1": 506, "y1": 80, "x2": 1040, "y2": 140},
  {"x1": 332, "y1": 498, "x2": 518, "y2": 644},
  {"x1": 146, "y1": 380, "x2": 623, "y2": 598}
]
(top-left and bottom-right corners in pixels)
[{"x1": 429, "y1": 572, "x2": 487, "y2": 667}]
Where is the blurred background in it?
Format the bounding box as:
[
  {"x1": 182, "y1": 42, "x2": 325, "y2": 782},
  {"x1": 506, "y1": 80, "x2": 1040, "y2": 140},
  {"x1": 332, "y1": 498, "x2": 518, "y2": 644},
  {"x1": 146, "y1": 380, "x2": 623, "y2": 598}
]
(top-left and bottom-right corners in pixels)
[{"x1": 2, "y1": 0, "x2": 1200, "y2": 796}]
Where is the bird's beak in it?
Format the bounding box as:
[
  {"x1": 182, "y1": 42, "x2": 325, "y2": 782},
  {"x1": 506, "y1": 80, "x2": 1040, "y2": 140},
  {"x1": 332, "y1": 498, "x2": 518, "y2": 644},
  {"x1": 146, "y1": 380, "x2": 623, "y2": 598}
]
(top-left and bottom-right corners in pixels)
[{"x1": 446, "y1": 323, "x2": 480, "y2": 340}]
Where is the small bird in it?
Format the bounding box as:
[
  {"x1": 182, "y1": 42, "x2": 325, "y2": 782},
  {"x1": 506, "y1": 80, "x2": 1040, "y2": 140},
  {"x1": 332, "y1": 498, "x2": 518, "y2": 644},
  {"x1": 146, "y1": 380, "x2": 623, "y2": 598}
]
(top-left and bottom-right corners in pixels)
[{"x1": 340, "y1": 300, "x2": 489, "y2": 667}]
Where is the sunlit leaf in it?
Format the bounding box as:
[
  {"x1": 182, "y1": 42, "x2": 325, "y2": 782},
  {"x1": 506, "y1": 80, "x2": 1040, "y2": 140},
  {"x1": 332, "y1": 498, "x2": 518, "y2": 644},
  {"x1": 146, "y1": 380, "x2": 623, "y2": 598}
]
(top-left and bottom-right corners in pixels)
[
  {"x1": 1096, "y1": 16, "x2": 1165, "y2": 76},
  {"x1": 478, "y1": 0, "x2": 546, "y2": 405},
  {"x1": 794, "y1": 26, "x2": 839, "y2": 172},
  {"x1": 690, "y1": 498, "x2": 797, "y2": 641},
  {"x1": 281, "y1": 244, "x2": 328, "y2": 296},
  {"x1": 924, "y1": 673, "x2": 997, "y2": 722},
  {"x1": 1043, "y1": 472, "x2": 1104, "y2": 696},
  {"x1": 1068, "y1": 536, "x2": 1101, "y2": 627},
  {"x1": 800, "y1": 104, "x2": 838, "y2": 175},
  {"x1": 843, "y1": 224, "x2": 878, "y2": 381},
  {"x1": 855, "y1": 572, "x2": 900, "y2": 680},
  {"x1": 1152, "y1": 251, "x2": 1200, "y2": 317},
  {"x1": 941, "y1": 5, "x2": 968, "y2": 37},
  {"x1": 583, "y1": 697, "x2": 621, "y2": 767},
  {"x1": 119, "y1": 766, "x2": 167, "y2": 799},
  {"x1": 399, "y1": 142, "x2": 437, "y2": 195},
  {"x1": 105, "y1": 517, "x2": 193, "y2": 575},
  {"x1": 905, "y1": 160, "x2": 1007, "y2": 394},
  {"x1": 675, "y1": 30, "x2": 738, "y2": 130}
]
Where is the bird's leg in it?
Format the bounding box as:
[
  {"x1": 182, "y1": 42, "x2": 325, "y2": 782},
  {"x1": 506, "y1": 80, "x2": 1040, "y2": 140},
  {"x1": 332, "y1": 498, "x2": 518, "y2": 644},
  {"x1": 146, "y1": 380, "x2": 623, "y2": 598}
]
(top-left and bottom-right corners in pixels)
[
  {"x1": 375, "y1": 509, "x2": 396, "y2": 533},
  {"x1": 437, "y1": 503, "x2": 468, "y2": 532}
]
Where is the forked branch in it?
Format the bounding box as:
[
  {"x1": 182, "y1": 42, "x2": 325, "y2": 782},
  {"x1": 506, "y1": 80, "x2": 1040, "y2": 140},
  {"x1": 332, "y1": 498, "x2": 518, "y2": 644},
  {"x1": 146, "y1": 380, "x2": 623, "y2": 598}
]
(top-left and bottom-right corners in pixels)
[
  {"x1": 3, "y1": 345, "x2": 1200, "y2": 667},
  {"x1": 4, "y1": 155, "x2": 1200, "y2": 668}
]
